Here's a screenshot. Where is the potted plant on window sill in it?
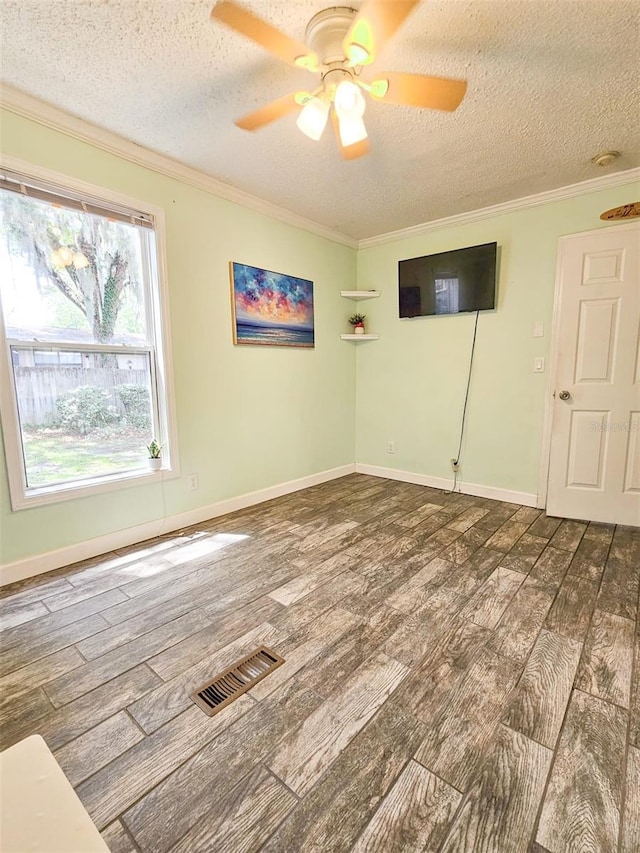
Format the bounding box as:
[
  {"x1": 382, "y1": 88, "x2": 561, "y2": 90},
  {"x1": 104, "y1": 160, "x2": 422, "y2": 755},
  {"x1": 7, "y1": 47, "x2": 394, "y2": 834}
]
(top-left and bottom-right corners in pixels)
[
  {"x1": 146, "y1": 439, "x2": 163, "y2": 471},
  {"x1": 348, "y1": 313, "x2": 366, "y2": 335}
]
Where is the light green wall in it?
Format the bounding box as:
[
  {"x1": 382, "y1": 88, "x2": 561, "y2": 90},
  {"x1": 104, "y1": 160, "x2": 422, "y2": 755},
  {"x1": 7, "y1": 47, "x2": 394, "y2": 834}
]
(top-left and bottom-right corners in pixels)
[
  {"x1": 1, "y1": 108, "x2": 637, "y2": 567},
  {"x1": 354, "y1": 180, "x2": 640, "y2": 497},
  {"x1": 0, "y1": 110, "x2": 357, "y2": 564}
]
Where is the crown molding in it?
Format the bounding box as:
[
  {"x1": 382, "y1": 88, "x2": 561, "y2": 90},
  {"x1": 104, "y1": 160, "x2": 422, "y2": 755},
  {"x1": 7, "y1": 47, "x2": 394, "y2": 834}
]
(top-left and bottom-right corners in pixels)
[
  {"x1": 3, "y1": 84, "x2": 638, "y2": 253},
  {"x1": 0, "y1": 84, "x2": 358, "y2": 249},
  {"x1": 358, "y1": 167, "x2": 640, "y2": 249}
]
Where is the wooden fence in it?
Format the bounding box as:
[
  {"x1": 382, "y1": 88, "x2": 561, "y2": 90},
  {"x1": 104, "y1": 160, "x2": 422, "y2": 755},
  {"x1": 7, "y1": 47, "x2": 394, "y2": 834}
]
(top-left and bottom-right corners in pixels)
[{"x1": 14, "y1": 367, "x2": 149, "y2": 426}]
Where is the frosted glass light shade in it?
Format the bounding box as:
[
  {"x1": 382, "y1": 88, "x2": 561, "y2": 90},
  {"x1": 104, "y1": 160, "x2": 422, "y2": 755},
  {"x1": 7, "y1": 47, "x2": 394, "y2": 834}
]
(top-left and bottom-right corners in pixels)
[
  {"x1": 334, "y1": 80, "x2": 366, "y2": 120},
  {"x1": 296, "y1": 97, "x2": 330, "y2": 141},
  {"x1": 338, "y1": 116, "x2": 368, "y2": 147}
]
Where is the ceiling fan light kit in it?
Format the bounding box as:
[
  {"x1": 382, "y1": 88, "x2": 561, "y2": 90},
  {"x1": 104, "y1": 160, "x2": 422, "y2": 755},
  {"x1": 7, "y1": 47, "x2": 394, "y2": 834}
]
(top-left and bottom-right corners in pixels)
[
  {"x1": 339, "y1": 115, "x2": 368, "y2": 147},
  {"x1": 334, "y1": 78, "x2": 368, "y2": 145},
  {"x1": 296, "y1": 96, "x2": 330, "y2": 141},
  {"x1": 334, "y1": 79, "x2": 365, "y2": 116},
  {"x1": 210, "y1": 0, "x2": 468, "y2": 159}
]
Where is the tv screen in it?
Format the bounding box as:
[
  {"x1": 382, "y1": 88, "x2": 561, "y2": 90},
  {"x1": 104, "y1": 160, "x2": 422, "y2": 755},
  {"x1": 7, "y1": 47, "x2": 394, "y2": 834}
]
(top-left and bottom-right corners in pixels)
[{"x1": 399, "y1": 242, "x2": 497, "y2": 318}]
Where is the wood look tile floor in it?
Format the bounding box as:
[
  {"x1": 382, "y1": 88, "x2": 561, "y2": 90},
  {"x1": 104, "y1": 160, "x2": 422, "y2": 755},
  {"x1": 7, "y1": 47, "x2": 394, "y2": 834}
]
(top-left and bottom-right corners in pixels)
[{"x1": 1, "y1": 474, "x2": 639, "y2": 853}]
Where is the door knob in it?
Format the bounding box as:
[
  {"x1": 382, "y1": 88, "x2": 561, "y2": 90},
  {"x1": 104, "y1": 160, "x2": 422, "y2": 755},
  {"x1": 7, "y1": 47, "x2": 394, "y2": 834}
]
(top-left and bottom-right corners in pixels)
[{"x1": 558, "y1": 390, "x2": 571, "y2": 401}]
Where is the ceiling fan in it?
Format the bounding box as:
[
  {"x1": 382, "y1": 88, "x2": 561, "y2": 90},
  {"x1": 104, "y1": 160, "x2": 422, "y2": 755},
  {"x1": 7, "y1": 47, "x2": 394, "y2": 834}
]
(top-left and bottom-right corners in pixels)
[{"x1": 210, "y1": 1, "x2": 468, "y2": 159}]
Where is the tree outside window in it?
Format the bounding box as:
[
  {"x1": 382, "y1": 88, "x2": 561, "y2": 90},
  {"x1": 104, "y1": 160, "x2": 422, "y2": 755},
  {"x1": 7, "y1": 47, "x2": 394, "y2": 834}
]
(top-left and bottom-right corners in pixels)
[{"x1": 0, "y1": 180, "x2": 167, "y2": 500}]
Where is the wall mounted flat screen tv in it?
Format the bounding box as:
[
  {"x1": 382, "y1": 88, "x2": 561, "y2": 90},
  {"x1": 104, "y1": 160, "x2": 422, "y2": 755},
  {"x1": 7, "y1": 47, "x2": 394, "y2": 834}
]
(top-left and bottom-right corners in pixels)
[{"x1": 399, "y1": 242, "x2": 497, "y2": 318}]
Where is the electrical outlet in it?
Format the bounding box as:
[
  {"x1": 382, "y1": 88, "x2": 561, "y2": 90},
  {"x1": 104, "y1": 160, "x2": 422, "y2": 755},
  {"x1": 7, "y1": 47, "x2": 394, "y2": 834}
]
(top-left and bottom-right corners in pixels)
[
  {"x1": 387, "y1": 441, "x2": 395, "y2": 454},
  {"x1": 450, "y1": 458, "x2": 460, "y2": 472},
  {"x1": 187, "y1": 473, "x2": 199, "y2": 491}
]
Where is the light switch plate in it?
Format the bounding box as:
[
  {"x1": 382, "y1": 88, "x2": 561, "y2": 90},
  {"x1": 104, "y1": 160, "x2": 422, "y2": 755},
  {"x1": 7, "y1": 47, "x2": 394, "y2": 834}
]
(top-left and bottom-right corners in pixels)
[
  {"x1": 533, "y1": 321, "x2": 544, "y2": 338},
  {"x1": 534, "y1": 356, "x2": 545, "y2": 373}
]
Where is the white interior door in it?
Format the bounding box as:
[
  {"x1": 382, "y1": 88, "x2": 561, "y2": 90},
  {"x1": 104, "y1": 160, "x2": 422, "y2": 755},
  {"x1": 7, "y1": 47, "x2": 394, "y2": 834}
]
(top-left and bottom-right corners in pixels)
[{"x1": 547, "y1": 222, "x2": 640, "y2": 526}]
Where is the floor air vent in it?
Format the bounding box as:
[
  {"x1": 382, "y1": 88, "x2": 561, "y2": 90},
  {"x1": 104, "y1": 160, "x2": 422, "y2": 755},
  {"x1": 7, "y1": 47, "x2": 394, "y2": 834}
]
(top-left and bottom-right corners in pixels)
[{"x1": 191, "y1": 646, "x2": 285, "y2": 716}]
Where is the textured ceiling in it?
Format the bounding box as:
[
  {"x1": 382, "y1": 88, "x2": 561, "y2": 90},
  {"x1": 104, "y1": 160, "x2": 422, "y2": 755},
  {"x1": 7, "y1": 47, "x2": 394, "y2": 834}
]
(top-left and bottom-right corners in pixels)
[{"x1": 0, "y1": 1, "x2": 638, "y2": 240}]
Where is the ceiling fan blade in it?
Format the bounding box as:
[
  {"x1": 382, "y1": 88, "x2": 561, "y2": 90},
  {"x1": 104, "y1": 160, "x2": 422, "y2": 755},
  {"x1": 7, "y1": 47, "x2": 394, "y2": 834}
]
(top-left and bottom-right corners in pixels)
[
  {"x1": 371, "y1": 72, "x2": 467, "y2": 111},
  {"x1": 235, "y1": 93, "x2": 304, "y2": 131},
  {"x1": 331, "y1": 111, "x2": 370, "y2": 160},
  {"x1": 211, "y1": 1, "x2": 318, "y2": 70},
  {"x1": 343, "y1": 0, "x2": 419, "y2": 65}
]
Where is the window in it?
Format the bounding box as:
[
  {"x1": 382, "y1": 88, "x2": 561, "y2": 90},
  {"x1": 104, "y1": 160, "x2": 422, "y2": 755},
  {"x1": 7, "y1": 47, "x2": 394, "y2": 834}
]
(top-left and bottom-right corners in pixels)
[
  {"x1": 0, "y1": 167, "x2": 176, "y2": 508},
  {"x1": 33, "y1": 350, "x2": 83, "y2": 366},
  {"x1": 434, "y1": 276, "x2": 460, "y2": 314}
]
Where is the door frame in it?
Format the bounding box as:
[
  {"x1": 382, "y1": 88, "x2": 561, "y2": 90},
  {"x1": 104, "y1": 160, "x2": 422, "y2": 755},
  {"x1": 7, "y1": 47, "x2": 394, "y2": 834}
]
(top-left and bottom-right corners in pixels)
[{"x1": 537, "y1": 220, "x2": 640, "y2": 511}]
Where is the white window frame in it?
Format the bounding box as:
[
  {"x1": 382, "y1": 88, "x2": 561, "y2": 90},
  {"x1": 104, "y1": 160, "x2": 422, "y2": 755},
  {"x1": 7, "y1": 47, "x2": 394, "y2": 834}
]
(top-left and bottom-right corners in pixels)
[
  {"x1": 32, "y1": 350, "x2": 83, "y2": 366},
  {"x1": 434, "y1": 276, "x2": 460, "y2": 314},
  {"x1": 0, "y1": 156, "x2": 179, "y2": 510}
]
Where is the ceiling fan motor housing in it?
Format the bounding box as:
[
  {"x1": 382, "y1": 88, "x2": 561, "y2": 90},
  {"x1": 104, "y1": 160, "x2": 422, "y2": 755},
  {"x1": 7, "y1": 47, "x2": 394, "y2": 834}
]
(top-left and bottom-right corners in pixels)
[
  {"x1": 305, "y1": 7, "x2": 357, "y2": 66},
  {"x1": 209, "y1": 0, "x2": 469, "y2": 159}
]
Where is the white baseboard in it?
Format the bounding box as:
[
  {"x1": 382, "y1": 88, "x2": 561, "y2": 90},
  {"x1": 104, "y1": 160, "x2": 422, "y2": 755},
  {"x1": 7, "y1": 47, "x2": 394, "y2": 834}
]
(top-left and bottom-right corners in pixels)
[
  {"x1": 0, "y1": 464, "x2": 355, "y2": 587},
  {"x1": 355, "y1": 463, "x2": 539, "y2": 508}
]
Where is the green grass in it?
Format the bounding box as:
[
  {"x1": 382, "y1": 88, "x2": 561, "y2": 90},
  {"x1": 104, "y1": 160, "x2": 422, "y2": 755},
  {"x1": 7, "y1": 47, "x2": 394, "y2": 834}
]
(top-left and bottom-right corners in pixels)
[{"x1": 23, "y1": 427, "x2": 148, "y2": 487}]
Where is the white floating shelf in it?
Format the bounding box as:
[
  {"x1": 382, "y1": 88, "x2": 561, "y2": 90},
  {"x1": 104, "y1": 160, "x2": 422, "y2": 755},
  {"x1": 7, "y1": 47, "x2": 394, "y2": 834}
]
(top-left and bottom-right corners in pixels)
[
  {"x1": 340, "y1": 290, "x2": 381, "y2": 300},
  {"x1": 340, "y1": 333, "x2": 380, "y2": 341}
]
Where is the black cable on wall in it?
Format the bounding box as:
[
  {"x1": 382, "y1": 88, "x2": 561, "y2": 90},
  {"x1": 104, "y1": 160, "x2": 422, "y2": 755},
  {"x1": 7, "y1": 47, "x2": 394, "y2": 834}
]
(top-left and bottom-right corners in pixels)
[{"x1": 451, "y1": 309, "x2": 480, "y2": 493}]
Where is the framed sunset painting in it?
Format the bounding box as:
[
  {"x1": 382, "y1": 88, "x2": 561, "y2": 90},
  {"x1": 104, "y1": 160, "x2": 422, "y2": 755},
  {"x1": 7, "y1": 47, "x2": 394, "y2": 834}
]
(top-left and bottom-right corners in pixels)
[{"x1": 230, "y1": 262, "x2": 314, "y2": 348}]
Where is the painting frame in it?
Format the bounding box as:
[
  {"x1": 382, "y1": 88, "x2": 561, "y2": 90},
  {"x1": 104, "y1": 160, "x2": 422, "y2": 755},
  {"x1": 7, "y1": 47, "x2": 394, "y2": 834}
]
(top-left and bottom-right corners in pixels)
[{"x1": 229, "y1": 261, "x2": 315, "y2": 348}]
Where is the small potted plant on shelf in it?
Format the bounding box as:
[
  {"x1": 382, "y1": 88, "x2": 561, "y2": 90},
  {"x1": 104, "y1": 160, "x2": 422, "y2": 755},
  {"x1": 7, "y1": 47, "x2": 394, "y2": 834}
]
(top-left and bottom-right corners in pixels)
[
  {"x1": 348, "y1": 313, "x2": 366, "y2": 335},
  {"x1": 146, "y1": 439, "x2": 163, "y2": 471}
]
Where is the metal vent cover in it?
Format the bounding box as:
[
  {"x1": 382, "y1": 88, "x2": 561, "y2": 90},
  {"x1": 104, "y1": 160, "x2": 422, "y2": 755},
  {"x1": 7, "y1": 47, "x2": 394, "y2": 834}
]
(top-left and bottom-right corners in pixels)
[{"x1": 191, "y1": 646, "x2": 285, "y2": 716}]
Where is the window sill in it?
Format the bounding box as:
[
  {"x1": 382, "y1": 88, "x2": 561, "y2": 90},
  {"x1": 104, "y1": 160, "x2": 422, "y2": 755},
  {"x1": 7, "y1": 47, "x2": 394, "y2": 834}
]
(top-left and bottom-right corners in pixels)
[{"x1": 11, "y1": 464, "x2": 180, "y2": 511}]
